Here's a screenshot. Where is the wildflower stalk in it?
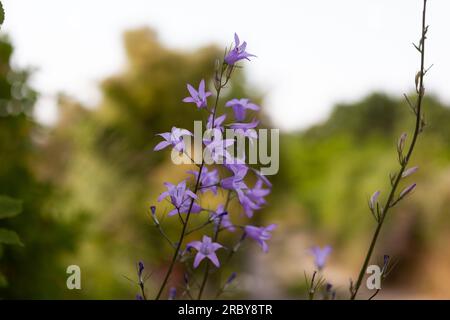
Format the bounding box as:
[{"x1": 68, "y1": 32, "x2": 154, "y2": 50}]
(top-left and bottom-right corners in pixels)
[
  {"x1": 350, "y1": 0, "x2": 428, "y2": 300},
  {"x1": 155, "y1": 64, "x2": 227, "y2": 300},
  {"x1": 197, "y1": 190, "x2": 232, "y2": 300}
]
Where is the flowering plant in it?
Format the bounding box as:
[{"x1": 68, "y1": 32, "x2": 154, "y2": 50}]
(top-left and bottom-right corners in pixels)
[{"x1": 139, "y1": 33, "x2": 275, "y2": 300}]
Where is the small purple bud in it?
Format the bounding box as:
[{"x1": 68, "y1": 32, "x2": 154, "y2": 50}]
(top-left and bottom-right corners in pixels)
[
  {"x1": 402, "y1": 166, "x2": 419, "y2": 178},
  {"x1": 397, "y1": 132, "x2": 407, "y2": 153},
  {"x1": 226, "y1": 272, "x2": 237, "y2": 285},
  {"x1": 399, "y1": 183, "x2": 417, "y2": 199},
  {"x1": 150, "y1": 206, "x2": 156, "y2": 215},
  {"x1": 369, "y1": 191, "x2": 380, "y2": 210},
  {"x1": 168, "y1": 287, "x2": 176, "y2": 300},
  {"x1": 136, "y1": 294, "x2": 144, "y2": 300},
  {"x1": 138, "y1": 261, "x2": 144, "y2": 280}
]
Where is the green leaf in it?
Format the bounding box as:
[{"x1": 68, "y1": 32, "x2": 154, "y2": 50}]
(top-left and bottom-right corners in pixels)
[
  {"x1": 0, "y1": 271, "x2": 7, "y2": 288},
  {"x1": 0, "y1": 1, "x2": 4, "y2": 27},
  {"x1": 0, "y1": 228, "x2": 23, "y2": 246},
  {"x1": 0, "y1": 195, "x2": 22, "y2": 219}
]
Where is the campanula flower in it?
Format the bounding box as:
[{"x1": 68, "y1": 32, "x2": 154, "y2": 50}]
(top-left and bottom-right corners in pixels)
[
  {"x1": 168, "y1": 287, "x2": 177, "y2": 300},
  {"x1": 186, "y1": 235, "x2": 223, "y2": 268},
  {"x1": 238, "y1": 193, "x2": 260, "y2": 218},
  {"x1": 246, "y1": 179, "x2": 270, "y2": 207},
  {"x1": 154, "y1": 127, "x2": 193, "y2": 153},
  {"x1": 310, "y1": 245, "x2": 332, "y2": 270},
  {"x1": 210, "y1": 204, "x2": 236, "y2": 232},
  {"x1": 244, "y1": 224, "x2": 277, "y2": 253},
  {"x1": 225, "y1": 98, "x2": 260, "y2": 121},
  {"x1": 182, "y1": 79, "x2": 212, "y2": 109},
  {"x1": 224, "y1": 33, "x2": 256, "y2": 65},
  {"x1": 402, "y1": 166, "x2": 418, "y2": 178},
  {"x1": 187, "y1": 167, "x2": 219, "y2": 195},
  {"x1": 158, "y1": 180, "x2": 201, "y2": 216},
  {"x1": 137, "y1": 261, "x2": 145, "y2": 283}
]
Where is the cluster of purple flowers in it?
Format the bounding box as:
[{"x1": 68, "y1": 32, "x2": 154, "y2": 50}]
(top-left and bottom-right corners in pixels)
[{"x1": 150, "y1": 33, "x2": 275, "y2": 299}]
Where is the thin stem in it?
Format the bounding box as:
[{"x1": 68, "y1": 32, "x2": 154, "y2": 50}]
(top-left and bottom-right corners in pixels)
[
  {"x1": 154, "y1": 64, "x2": 227, "y2": 300},
  {"x1": 350, "y1": 0, "x2": 428, "y2": 300}
]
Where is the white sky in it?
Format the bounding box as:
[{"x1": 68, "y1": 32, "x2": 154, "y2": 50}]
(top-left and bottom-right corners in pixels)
[{"x1": 2, "y1": 0, "x2": 449, "y2": 131}]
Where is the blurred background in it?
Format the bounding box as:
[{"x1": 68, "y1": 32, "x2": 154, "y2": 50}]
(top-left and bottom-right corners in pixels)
[{"x1": 1, "y1": 0, "x2": 450, "y2": 299}]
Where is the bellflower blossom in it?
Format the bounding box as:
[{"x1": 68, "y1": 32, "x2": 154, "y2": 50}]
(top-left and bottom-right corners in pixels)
[
  {"x1": 224, "y1": 33, "x2": 256, "y2": 65},
  {"x1": 244, "y1": 224, "x2": 277, "y2": 253},
  {"x1": 182, "y1": 79, "x2": 212, "y2": 109},
  {"x1": 310, "y1": 245, "x2": 332, "y2": 270},
  {"x1": 211, "y1": 204, "x2": 236, "y2": 232},
  {"x1": 154, "y1": 127, "x2": 193, "y2": 153},
  {"x1": 158, "y1": 181, "x2": 201, "y2": 216},
  {"x1": 225, "y1": 98, "x2": 260, "y2": 121},
  {"x1": 187, "y1": 235, "x2": 223, "y2": 268},
  {"x1": 188, "y1": 167, "x2": 219, "y2": 195}
]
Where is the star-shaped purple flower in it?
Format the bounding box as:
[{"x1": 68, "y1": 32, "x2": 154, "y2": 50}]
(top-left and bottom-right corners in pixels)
[
  {"x1": 210, "y1": 204, "x2": 236, "y2": 232},
  {"x1": 204, "y1": 137, "x2": 235, "y2": 164},
  {"x1": 229, "y1": 118, "x2": 259, "y2": 131},
  {"x1": 310, "y1": 245, "x2": 332, "y2": 270},
  {"x1": 221, "y1": 164, "x2": 249, "y2": 193},
  {"x1": 186, "y1": 235, "x2": 223, "y2": 268},
  {"x1": 225, "y1": 98, "x2": 260, "y2": 121},
  {"x1": 244, "y1": 224, "x2": 277, "y2": 253},
  {"x1": 224, "y1": 33, "x2": 256, "y2": 65},
  {"x1": 157, "y1": 180, "x2": 201, "y2": 216},
  {"x1": 182, "y1": 79, "x2": 212, "y2": 109},
  {"x1": 207, "y1": 114, "x2": 226, "y2": 131},
  {"x1": 187, "y1": 167, "x2": 219, "y2": 195},
  {"x1": 154, "y1": 127, "x2": 193, "y2": 153}
]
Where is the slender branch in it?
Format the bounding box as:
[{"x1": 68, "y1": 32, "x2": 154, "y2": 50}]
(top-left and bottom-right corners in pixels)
[
  {"x1": 154, "y1": 64, "x2": 227, "y2": 300},
  {"x1": 350, "y1": 0, "x2": 428, "y2": 300}
]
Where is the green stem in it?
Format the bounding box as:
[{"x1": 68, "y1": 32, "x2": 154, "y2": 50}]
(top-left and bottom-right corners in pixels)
[{"x1": 350, "y1": 0, "x2": 428, "y2": 300}]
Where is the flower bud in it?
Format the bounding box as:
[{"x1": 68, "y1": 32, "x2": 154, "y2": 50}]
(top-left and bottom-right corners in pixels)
[
  {"x1": 402, "y1": 166, "x2": 419, "y2": 178},
  {"x1": 168, "y1": 287, "x2": 176, "y2": 300},
  {"x1": 399, "y1": 183, "x2": 416, "y2": 199}
]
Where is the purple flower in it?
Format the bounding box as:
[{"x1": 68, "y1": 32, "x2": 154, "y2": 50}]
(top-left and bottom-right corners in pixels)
[
  {"x1": 402, "y1": 166, "x2": 419, "y2": 178},
  {"x1": 154, "y1": 127, "x2": 193, "y2": 153},
  {"x1": 221, "y1": 164, "x2": 248, "y2": 192},
  {"x1": 211, "y1": 204, "x2": 236, "y2": 232},
  {"x1": 224, "y1": 33, "x2": 256, "y2": 65},
  {"x1": 186, "y1": 235, "x2": 223, "y2": 268},
  {"x1": 244, "y1": 224, "x2": 277, "y2": 253},
  {"x1": 188, "y1": 167, "x2": 219, "y2": 195},
  {"x1": 397, "y1": 132, "x2": 407, "y2": 153},
  {"x1": 136, "y1": 294, "x2": 144, "y2": 300},
  {"x1": 182, "y1": 79, "x2": 212, "y2": 109},
  {"x1": 225, "y1": 98, "x2": 260, "y2": 121},
  {"x1": 237, "y1": 179, "x2": 270, "y2": 218},
  {"x1": 369, "y1": 191, "x2": 380, "y2": 211},
  {"x1": 310, "y1": 245, "x2": 332, "y2": 270},
  {"x1": 158, "y1": 180, "x2": 201, "y2": 216},
  {"x1": 251, "y1": 168, "x2": 272, "y2": 188}
]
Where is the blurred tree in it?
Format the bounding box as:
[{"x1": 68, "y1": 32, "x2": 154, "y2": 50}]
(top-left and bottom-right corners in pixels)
[{"x1": 0, "y1": 35, "x2": 81, "y2": 299}]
